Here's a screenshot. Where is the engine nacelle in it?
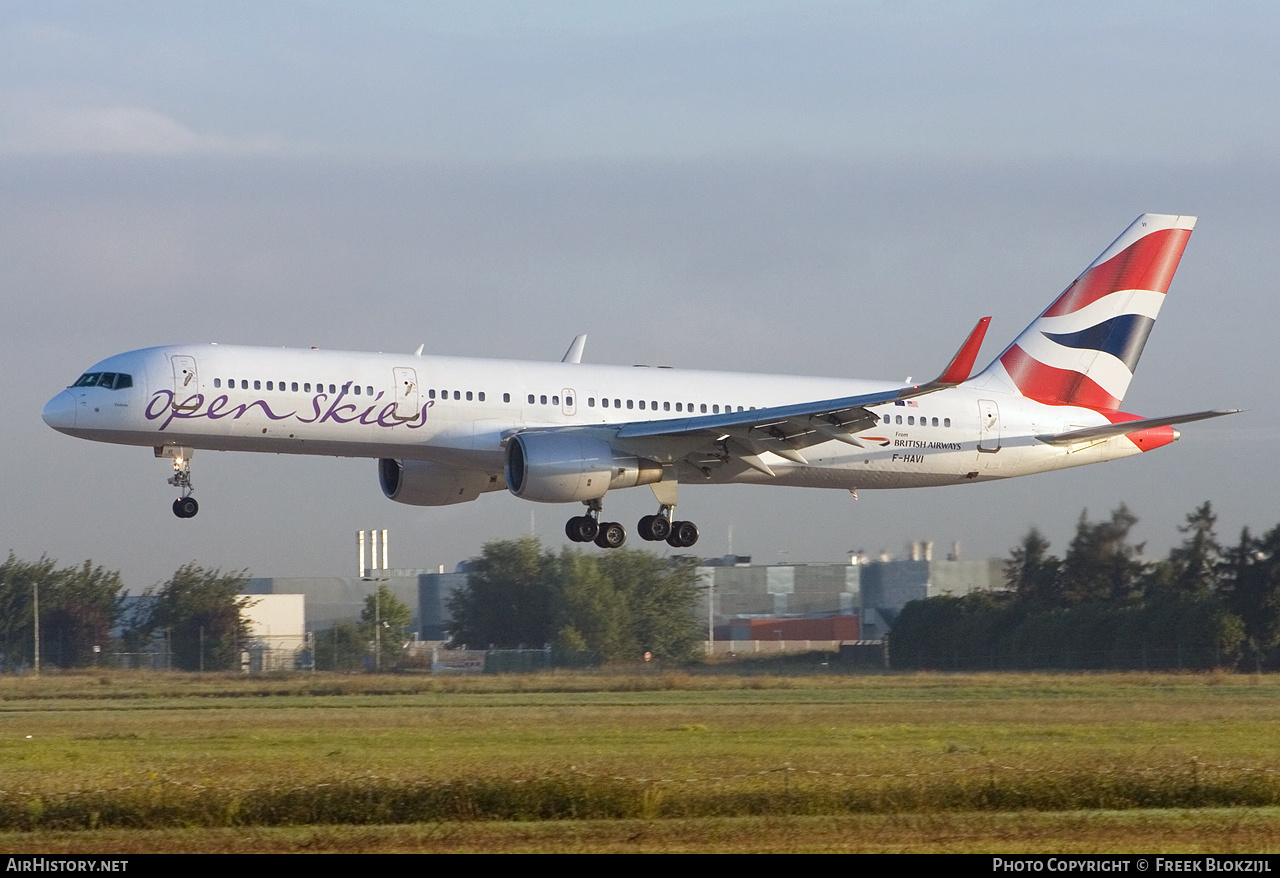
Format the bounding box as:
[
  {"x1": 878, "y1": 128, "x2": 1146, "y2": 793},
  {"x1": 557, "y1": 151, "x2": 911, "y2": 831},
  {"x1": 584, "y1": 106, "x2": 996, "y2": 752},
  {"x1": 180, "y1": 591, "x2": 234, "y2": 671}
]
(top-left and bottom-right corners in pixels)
[
  {"x1": 378, "y1": 458, "x2": 496, "y2": 506},
  {"x1": 505, "y1": 432, "x2": 663, "y2": 503}
]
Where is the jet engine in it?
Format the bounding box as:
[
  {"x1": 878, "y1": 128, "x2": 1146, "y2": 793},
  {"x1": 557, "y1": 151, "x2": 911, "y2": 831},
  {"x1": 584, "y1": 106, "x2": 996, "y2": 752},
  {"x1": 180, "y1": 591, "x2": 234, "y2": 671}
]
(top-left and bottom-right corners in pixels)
[
  {"x1": 378, "y1": 458, "x2": 497, "y2": 506},
  {"x1": 504, "y1": 432, "x2": 662, "y2": 503}
]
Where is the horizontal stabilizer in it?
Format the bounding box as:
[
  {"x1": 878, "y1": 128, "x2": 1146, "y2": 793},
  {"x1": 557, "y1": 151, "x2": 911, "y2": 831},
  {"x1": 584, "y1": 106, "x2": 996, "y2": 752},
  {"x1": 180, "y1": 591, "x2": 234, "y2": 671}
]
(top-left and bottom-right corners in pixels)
[{"x1": 1037, "y1": 409, "x2": 1242, "y2": 446}]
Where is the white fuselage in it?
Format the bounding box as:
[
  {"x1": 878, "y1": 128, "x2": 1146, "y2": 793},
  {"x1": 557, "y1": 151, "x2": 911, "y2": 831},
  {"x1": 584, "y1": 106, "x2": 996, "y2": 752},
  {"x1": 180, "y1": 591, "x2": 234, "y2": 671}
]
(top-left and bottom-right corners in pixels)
[{"x1": 43, "y1": 342, "x2": 1150, "y2": 500}]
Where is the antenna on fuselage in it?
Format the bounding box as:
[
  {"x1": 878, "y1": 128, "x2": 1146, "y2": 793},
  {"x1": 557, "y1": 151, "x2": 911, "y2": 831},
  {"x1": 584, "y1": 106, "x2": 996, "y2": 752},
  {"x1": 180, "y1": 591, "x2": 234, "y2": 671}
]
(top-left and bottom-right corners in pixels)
[{"x1": 414, "y1": 344, "x2": 424, "y2": 357}]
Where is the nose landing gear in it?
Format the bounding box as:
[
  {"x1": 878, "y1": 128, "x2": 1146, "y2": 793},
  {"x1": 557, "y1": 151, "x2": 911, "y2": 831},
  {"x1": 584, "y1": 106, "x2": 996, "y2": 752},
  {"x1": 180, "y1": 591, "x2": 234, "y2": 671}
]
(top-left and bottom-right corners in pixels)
[{"x1": 158, "y1": 446, "x2": 198, "y2": 518}]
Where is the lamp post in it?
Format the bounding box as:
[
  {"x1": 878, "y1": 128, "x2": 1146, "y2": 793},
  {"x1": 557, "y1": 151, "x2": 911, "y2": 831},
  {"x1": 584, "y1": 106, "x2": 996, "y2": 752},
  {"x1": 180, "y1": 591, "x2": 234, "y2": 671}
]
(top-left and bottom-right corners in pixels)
[{"x1": 33, "y1": 581, "x2": 40, "y2": 676}]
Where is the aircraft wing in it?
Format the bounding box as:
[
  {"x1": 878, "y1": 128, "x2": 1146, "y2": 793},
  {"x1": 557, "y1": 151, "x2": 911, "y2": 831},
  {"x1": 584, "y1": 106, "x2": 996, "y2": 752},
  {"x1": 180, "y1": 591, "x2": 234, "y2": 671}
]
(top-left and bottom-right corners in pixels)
[
  {"x1": 604, "y1": 317, "x2": 992, "y2": 475},
  {"x1": 1036, "y1": 409, "x2": 1242, "y2": 446}
]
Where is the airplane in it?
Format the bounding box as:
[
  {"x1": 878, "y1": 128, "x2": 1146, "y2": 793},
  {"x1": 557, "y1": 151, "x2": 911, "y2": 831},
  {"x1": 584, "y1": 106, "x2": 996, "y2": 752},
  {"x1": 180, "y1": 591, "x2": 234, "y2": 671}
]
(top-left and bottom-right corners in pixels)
[{"x1": 42, "y1": 213, "x2": 1238, "y2": 549}]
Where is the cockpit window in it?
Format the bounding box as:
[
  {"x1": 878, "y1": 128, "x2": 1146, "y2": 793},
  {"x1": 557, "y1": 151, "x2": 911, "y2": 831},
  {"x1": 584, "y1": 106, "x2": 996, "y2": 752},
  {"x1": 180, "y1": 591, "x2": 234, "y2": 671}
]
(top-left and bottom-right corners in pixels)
[{"x1": 72, "y1": 372, "x2": 133, "y2": 390}]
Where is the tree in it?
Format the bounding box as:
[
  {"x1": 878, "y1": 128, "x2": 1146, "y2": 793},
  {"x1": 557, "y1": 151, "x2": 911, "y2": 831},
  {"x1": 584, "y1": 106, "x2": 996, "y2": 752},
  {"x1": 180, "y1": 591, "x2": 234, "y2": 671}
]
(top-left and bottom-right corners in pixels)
[
  {"x1": 0, "y1": 554, "x2": 124, "y2": 670},
  {"x1": 448, "y1": 539, "x2": 705, "y2": 663},
  {"x1": 554, "y1": 548, "x2": 629, "y2": 660},
  {"x1": 447, "y1": 538, "x2": 558, "y2": 648},
  {"x1": 1167, "y1": 501, "x2": 1223, "y2": 595},
  {"x1": 1220, "y1": 526, "x2": 1280, "y2": 669},
  {"x1": 1060, "y1": 505, "x2": 1147, "y2": 606},
  {"x1": 361, "y1": 584, "x2": 413, "y2": 669},
  {"x1": 39, "y1": 560, "x2": 124, "y2": 668},
  {"x1": 599, "y1": 550, "x2": 704, "y2": 662},
  {"x1": 135, "y1": 564, "x2": 252, "y2": 671},
  {"x1": 1005, "y1": 528, "x2": 1061, "y2": 612},
  {"x1": 314, "y1": 620, "x2": 367, "y2": 672}
]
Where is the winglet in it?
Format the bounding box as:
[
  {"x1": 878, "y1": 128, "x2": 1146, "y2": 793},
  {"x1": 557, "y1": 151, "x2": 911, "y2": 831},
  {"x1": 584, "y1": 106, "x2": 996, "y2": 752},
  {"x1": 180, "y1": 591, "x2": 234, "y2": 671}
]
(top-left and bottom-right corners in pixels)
[
  {"x1": 562, "y1": 334, "x2": 587, "y2": 364},
  {"x1": 939, "y1": 317, "x2": 991, "y2": 384},
  {"x1": 899, "y1": 317, "x2": 991, "y2": 398}
]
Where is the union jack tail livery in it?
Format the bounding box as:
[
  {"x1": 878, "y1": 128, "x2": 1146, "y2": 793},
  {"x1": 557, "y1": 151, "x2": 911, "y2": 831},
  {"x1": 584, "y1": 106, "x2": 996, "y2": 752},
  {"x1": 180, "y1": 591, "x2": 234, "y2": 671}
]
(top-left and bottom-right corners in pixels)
[{"x1": 976, "y1": 213, "x2": 1195, "y2": 411}]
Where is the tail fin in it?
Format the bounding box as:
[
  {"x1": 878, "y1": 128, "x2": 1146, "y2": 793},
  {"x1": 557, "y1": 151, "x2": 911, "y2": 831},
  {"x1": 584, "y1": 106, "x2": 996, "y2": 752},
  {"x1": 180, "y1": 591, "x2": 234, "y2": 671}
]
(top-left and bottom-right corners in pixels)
[{"x1": 973, "y1": 213, "x2": 1195, "y2": 410}]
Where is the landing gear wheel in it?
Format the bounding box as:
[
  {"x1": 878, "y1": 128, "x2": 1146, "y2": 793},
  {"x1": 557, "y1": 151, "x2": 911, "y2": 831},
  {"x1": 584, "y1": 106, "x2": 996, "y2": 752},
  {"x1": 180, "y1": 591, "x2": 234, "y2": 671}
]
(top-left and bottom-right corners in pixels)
[
  {"x1": 637, "y1": 514, "x2": 655, "y2": 541},
  {"x1": 173, "y1": 496, "x2": 199, "y2": 519},
  {"x1": 648, "y1": 515, "x2": 672, "y2": 541},
  {"x1": 666, "y1": 520, "x2": 697, "y2": 548},
  {"x1": 593, "y1": 521, "x2": 626, "y2": 549},
  {"x1": 566, "y1": 515, "x2": 599, "y2": 543}
]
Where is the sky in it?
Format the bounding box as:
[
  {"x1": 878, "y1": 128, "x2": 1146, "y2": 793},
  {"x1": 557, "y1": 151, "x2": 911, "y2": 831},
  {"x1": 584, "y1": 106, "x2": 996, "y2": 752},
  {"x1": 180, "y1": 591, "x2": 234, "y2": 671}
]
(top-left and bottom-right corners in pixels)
[{"x1": 2, "y1": 1, "x2": 1277, "y2": 591}]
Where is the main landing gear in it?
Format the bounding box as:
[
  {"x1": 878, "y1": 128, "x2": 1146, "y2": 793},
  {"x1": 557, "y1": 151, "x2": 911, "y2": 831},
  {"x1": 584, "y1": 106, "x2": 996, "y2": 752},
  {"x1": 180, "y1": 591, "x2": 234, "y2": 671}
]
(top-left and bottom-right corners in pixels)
[
  {"x1": 565, "y1": 499, "x2": 626, "y2": 548},
  {"x1": 564, "y1": 500, "x2": 699, "y2": 550},
  {"x1": 165, "y1": 451, "x2": 199, "y2": 519},
  {"x1": 638, "y1": 506, "x2": 698, "y2": 548}
]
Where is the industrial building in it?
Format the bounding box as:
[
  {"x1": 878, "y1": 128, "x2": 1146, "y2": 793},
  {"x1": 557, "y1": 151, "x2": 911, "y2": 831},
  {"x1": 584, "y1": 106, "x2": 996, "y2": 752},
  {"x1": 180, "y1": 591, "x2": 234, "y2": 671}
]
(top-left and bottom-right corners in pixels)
[{"x1": 244, "y1": 532, "x2": 1001, "y2": 653}]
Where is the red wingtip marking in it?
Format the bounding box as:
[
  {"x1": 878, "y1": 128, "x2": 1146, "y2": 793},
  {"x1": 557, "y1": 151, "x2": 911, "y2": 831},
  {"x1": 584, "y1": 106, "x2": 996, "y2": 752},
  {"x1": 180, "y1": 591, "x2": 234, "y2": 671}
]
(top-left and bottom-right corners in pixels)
[{"x1": 939, "y1": 316, "x2": 991, "y2": 385}]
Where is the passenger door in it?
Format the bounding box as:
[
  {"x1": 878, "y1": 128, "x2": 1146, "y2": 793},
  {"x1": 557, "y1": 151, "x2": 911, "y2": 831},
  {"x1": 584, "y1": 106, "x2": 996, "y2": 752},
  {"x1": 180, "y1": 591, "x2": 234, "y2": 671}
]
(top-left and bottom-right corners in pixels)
[
  {"x1": 392, "y1": 367, "x2": 420, "y2": 420},
  {"x1": 171, "y1": 355, "x2": 200, "y2": 411},
  {"x1": 977, "y1": 399, "x2": 1001, "y2": 453}
]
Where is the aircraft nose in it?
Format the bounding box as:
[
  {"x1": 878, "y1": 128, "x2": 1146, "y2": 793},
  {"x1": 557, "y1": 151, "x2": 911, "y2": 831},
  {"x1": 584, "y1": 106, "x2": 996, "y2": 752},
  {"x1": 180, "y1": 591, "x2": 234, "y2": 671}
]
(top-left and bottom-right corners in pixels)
[{"x1": 42, "y1": 390, "x2": 77, "y2": 431}]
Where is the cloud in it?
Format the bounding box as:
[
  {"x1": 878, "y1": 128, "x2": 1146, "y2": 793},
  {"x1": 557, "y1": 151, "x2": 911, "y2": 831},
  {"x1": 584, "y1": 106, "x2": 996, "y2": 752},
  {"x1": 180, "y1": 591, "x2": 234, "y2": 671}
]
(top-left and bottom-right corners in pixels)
[{"x1": 0, "y1": 97, "x2": 300, "y2": 156}]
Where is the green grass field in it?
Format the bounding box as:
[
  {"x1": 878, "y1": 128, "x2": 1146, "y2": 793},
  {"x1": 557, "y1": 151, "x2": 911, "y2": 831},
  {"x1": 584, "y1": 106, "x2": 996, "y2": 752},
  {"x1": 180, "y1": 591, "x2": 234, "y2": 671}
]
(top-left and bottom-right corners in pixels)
[{"x1": 1, "y1": 670, "x2": 1278, "y2": 851}]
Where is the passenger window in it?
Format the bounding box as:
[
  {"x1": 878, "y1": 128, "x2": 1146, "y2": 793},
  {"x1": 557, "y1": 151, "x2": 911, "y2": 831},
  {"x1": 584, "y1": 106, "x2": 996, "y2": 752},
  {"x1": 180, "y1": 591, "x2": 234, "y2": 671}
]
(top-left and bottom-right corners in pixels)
[
  {"x1": 453, "y1": 390, "x2": 460, "y2": 400},
  {"x1": 503, "y1": 393, "x2": 510, "y2": 403},
  {"x1": 329, "y1": 384, "x2": 336, "y2": 394},
  {"x1": 552, "y1": 395, "x2": 558, "y2": 405},
  {"x1": 896, "y1": 415, "x2": 902, "y2": 424},
  {"x1": 528, "y1": 394, "x2": 535, "y2": 404},
  {"x1": 700, "y1": 404, "x2": 707, "y2": 413},
  {"x1": 664, "y1": 402, "x2": 670, "y2": 411},
  {"x1": 254, "y1": 380, "x2": 261, "y2": 390},
  {"x1": 214, "y1": 378, "x2": 221, "y2": 389},
  {"x1": 367, "y1": 386, "x2": 373, "y2": 396},
  {"x1": 353, "y1": 385, "x2": 360, "y2": 395},
  {"x1": 602, "y1": 398, "x2": 609, "y2": 408},
  {"x1": 651, "y1": 401, "x2": 657, "y2": 410},
  {"x1": 292, "y1": 382, "x2": 299, "y2": 392},
  {"x1": 305, "y1": 383, "x2": 311, "y2": 392},
  {"x1": 242, "y1": 380, "x2": 249, "y2": 390},
  {"x1": 907, "y1": 416, "x2": 914, "y2": 425},
  {"x1": 627, "y1": 400, "x2": 633, "y2": 409},
  {"x1": 588, "y1": 398, "x2": 595, "y2": 407},
  {"x1": 944, "y1": 418, "x2": 951, "y2": 427},
  {"x1": 638, "y1": 400, "x2": 645, "y2": 410},
  {"x1": 540, "y1": 394, "x2": 547, "y2": 404},
  {"x1": 478, "y1": 392, "x2": 485, "y2": 402},
  {"x1": 713, "y1": 405, "x2": 720, "y2": 414},
  {"x1": 932, "y1": 417, "x2": 938, "y2": 426},
  {"x1": 429, "y1": 389, "x2": 436, "y2": 399},
  {"x1": 614, "y1": 399, "x2": 620, "y2": 408},
  {"x1": 675, "y1": 403, "x2": 682, "y2": 412},
  {"x1": 267, "y1": 381, "x2": 274, "y2": 391},
  {"x1": 565, "y1": 396, "x2": 572, "y2": 406},
  {"x1": 467, "y1": 391, "x2": 473, "y2": 401}
]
